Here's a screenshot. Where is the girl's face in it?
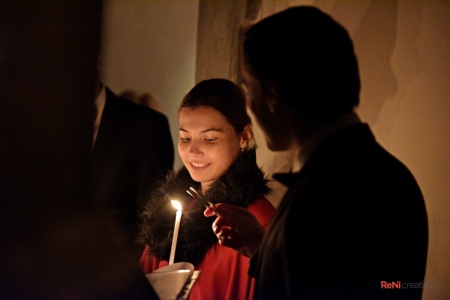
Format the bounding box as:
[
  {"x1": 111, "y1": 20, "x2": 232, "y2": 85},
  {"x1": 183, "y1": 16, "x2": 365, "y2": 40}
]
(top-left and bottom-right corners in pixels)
[{"x1": 178, "y1": 106, "x2": 249, "y2": 191}]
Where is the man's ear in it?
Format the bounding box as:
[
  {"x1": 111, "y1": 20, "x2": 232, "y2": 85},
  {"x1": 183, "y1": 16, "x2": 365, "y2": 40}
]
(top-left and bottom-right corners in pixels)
[
  {"x1": 240, "y1": 124, "x2": 253, "y2": 149},
  {"x1": 264, "y1": 80, "x2": 279, "y2": 113}
]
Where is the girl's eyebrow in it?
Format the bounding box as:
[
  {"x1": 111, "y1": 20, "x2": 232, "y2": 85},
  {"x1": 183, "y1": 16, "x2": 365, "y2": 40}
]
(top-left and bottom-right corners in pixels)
[{"x1": 179, "y1": 127, "x2": 224, "y2": 133}]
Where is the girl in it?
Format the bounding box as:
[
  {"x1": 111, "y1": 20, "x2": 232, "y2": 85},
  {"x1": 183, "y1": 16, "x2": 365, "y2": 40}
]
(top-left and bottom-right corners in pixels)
[{"x1": 138, "y1": 78, "x2": 275, "y2": 300}]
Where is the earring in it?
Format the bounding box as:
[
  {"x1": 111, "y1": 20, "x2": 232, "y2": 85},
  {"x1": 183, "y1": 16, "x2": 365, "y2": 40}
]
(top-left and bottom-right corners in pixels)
[{"x1": 240, "y1": 147, "x2": 245, "y2": 152}]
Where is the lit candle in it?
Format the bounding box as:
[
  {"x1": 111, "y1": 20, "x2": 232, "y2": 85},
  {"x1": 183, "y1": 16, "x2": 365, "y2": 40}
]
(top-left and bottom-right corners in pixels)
[{"x1": 169, "y1": 200, "x2": 182, "y2": 265}]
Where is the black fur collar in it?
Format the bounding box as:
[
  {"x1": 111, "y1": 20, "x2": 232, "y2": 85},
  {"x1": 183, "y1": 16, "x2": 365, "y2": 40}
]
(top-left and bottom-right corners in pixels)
[{"x1": 138, "y1": 148, "x2": 270, "y2": 266}]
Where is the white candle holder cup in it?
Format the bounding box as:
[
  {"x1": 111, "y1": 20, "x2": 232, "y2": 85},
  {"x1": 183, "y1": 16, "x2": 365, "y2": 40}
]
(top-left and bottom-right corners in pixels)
[{"x1": 145, "y1": 262, "x2": 200, "y2": 300}]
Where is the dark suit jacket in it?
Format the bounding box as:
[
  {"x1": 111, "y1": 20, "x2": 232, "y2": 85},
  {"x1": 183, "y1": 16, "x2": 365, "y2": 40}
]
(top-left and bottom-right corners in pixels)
[
  {"x1": 89, "y1": 88, "x2": 174, "y2": 248},
  {"x1": 251, "y1": 124, "x2": 428, "y2": 300}
]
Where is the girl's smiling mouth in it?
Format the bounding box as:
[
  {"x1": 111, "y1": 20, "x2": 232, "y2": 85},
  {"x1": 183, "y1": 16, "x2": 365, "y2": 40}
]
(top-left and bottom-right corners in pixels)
[{"x1": 190, "y1": 162, "x2": 209, "y2": 169}]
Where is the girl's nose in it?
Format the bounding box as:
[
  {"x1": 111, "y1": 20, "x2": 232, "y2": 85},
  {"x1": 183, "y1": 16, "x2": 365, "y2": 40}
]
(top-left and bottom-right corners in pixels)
[{"x1": 189, "y1": 140, "x2": 202, "y2": 156}]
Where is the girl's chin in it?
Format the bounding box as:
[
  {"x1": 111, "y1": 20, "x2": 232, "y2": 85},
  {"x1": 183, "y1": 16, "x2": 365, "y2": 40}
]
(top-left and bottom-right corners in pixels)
[
  {"x1": 190, "y1": 175, "x2": 209, "y2": 184},
  {"x1": 189, "y1": 174, "x2": 215, "y2": 187}
]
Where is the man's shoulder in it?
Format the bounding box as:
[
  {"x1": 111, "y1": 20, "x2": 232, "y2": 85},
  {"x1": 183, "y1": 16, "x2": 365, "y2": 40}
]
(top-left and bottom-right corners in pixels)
[{"x1": 105, "y1": 88, "x2": 169, "y2": 123}]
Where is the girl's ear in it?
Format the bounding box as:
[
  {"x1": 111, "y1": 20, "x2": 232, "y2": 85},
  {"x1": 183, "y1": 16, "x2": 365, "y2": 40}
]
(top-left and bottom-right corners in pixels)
[{"x1": 240, "y1": 124, "x2": 253, "y2": 149}]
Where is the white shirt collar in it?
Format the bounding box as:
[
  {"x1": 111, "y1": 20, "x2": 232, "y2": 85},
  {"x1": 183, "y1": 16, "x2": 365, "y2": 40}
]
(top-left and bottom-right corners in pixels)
[{"x1": 93, "y1": 84, "x2": 106, "y2": 145}]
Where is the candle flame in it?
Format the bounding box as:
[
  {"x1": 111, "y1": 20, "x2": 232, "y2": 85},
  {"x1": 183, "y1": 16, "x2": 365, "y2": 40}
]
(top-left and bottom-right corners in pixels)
[{"x1": 171, "y1": 200, "x2": 182, "y2": 211}]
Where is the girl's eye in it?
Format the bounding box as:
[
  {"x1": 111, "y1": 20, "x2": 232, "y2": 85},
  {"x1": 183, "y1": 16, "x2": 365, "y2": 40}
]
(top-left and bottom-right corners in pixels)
[
  {"x1": 204, "y1": 138, "x2": 217, "y2": 143},
  {"x1": 180, "y1": 137, "x2": 191, "y2": 142}
]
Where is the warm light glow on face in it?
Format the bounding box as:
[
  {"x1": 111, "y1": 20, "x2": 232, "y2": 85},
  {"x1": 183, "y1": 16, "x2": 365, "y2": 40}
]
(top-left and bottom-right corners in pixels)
[
  {"x1": 171, "y1": 200, "x2": 182, "y2": 211},
  {"x1": 178, "y1": 106, "x2": 242, "y2": 191}
]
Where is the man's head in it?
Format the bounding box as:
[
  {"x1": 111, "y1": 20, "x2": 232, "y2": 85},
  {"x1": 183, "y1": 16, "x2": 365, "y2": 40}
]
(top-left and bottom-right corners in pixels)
[{"x1": 241, "y1": 6, "x2": 360, "y2": 150}]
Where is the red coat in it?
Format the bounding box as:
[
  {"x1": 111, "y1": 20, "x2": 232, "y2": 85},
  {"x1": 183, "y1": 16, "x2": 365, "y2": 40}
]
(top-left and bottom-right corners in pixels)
[{"x1": 139, "y1": 197, "x2": 275, "y2": 300}]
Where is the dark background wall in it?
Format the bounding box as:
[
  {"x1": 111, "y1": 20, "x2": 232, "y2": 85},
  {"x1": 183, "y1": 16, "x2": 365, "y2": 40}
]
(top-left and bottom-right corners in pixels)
[{"x1": 0, "y1": 1, "x2": 154, "y2": 298}]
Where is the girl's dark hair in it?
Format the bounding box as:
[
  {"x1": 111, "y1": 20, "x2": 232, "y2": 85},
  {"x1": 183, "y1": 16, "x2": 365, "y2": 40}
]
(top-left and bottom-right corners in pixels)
[{"x1": 179, "y1": 78, "x2": 251, "y2": 133}]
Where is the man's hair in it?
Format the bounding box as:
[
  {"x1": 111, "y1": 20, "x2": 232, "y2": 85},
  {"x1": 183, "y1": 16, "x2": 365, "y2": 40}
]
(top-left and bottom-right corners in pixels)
[{"x1": 243, "y1": 6, "x2": 360, "y2": 124}]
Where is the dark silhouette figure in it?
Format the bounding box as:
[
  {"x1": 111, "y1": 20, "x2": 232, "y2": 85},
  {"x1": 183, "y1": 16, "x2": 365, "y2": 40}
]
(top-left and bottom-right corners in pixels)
[
  {"x1": 206, "y1": 6, "x2": 428, "y2": 300},
  {"x1": 90, "y1": 59, "x2": 174, "y2": 255}
]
